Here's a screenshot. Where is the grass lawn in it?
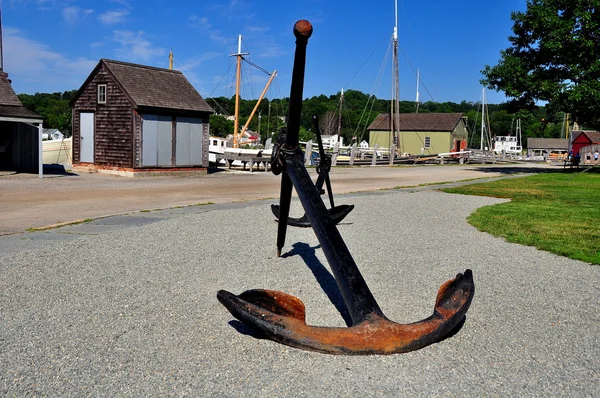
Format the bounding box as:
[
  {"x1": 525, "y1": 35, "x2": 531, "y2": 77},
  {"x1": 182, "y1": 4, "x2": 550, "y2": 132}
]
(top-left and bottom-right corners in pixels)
[{"x1": 441, "y1": 169, "x2": 600, "y2": 265}]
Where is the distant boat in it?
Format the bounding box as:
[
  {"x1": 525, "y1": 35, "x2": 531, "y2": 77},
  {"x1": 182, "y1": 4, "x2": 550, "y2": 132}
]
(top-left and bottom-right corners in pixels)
[
  {"x1": 210, "y1": 35, "x2": 277, "y2": 168},
  {"x1": 208, "y1": 136, "x2": 229, "y2": 164},
  {"x1": 43, "y1": 137, "x2": 72, "y2": 165},
  {"x1": 493, "y1": 118, "x2": 522, "y2": 155}
]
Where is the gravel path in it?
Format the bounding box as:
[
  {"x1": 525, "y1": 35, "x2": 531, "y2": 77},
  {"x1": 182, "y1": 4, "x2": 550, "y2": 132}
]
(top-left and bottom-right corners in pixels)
[{"x1": 1, "y1": 187, "x2": 598, "y2": 396}]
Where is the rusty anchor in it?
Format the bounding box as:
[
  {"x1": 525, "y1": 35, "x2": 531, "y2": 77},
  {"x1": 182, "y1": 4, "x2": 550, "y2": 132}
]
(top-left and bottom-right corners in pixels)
[
  {"x1": 217, "y1": 20, "x2": 474, "y2": 355},
  {"x1": 271, "y1": 115, "x2": 354, "y2": 227}
]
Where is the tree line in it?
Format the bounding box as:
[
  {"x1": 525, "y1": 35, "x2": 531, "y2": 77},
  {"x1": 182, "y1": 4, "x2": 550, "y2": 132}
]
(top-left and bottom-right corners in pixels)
[
  {"x1": 206, "y1": 89, "x2": 572, "y2": 149},
  {"x1": 18, "y1": 88, "x2": 575, "y2": 149}
]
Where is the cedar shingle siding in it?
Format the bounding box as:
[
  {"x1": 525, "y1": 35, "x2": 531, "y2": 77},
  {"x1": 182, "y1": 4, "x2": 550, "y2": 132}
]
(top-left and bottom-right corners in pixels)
[
  {"x1": 70, "y1": 59, "x2": 213, "y2": 169},
  {"x1": 72, "y1": 66, "x2": 133, "y2": 166}
]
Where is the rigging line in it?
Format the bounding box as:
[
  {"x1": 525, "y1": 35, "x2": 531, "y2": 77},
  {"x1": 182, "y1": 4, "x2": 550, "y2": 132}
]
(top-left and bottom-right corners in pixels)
[
  {"x1": 353, "y1": 95, "x2": 377, "y2": 141},
  {"x1": 397, "y1": 46, "x2": 435, "y2": 103},
  {"x1": 242, "y1": 58, "x2": 272, "y2": 75},
  {"x1": 207, "y1": 62, "x2": 235, "y2": 99},
  {"x1": 354, "y1": 41, "x2": 392, "y2": 139},
  {"x1": 343, "y1": 35, "x2": 388, "y2": 90}
]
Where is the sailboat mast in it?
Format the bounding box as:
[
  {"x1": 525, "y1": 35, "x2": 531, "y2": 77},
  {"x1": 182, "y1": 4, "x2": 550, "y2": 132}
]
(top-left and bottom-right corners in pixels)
[
  {"x1": 392, "y1": 0, "x2": 400, "y2": 154},
  {"x1": 231, "y1": 35, "x2": 249, "y2": 148},
  {"x1": 337, "y1": 88, "x2": 343, "y2": 143},
  {"x1": 480, "y1": 87, "x2": 486, "y2": 151},
  {"x1": 415, "y1": 69, "x2": 420, "y2": 113},
  {"x1": 0, "y1": 0, "x2": 3, "y2": 71},
  {"x1": 517, "y1": 118, "x2": 522, "y2": 149}
]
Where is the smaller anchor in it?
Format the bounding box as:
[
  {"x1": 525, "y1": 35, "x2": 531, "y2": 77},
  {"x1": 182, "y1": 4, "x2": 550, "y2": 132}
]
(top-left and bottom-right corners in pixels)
[{"x1": 271, "y1": 115, "x2": 354, "y2": 227}]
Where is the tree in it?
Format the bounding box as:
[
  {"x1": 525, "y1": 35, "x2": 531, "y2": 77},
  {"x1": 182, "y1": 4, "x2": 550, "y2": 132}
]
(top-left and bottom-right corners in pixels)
[
  {"x1": 209, "y1": 115, "x2": 233, "y2": 137},
  {"x1": 481, "y1": 0, "x2": 600, "y2": 130},
  {"x1": 18, "y1": 91, "x2": 75, "y2": 136}
]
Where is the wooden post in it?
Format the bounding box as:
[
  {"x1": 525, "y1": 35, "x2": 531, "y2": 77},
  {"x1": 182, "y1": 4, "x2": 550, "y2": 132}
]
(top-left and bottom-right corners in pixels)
[
  {"x1": 371, "y1": 144, "x2": 378, "y2": 166},
  {"x1": 332, "y1": 141, "x2": 339, "y2": 166},
  {"x1": 305, "y1": 140, "x2": 313, "y2": 166},
  {"x1": 38, "y1": 123, "x2": 43, "y2": 178},
  {"x1": 389, "y1": 145, "x2": 395, "y2": 165},
  {"x1": 350, "y1": 143, "x2": 357, "y2": 166}
]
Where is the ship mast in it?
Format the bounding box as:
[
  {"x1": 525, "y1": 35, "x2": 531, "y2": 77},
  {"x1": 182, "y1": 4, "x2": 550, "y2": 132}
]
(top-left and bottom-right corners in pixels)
[
  {"x1": 337, "y1": 88, "x2": 343, "y2": 143},
  {"x1": 391, "y1": 0, "x2": 400, "y2": 155},
  {"x1": 231, "y1": 35, "x2": 249, "y2": 148},
  {"x1": 415, "y1": 69, "x2": 420, "y2": 113},
  {"x1": 0, "y1": 0, "x2": 4, "y2": 71}
]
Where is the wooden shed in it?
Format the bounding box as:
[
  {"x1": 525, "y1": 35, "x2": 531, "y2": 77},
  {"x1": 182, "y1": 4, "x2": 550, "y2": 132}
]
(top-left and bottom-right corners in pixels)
[
  {"x1": 367, "y1": 113, "x2": 468, "y2": 156},
  {"x1": 526, "y1": 138, "x2": 568, "y2": 160},
  {"x1": 70, "y1": 59, "x2": 214, "y2": 173},
  {"x1": 0, "y1": 70, "x2": 44, "y2": 175}
]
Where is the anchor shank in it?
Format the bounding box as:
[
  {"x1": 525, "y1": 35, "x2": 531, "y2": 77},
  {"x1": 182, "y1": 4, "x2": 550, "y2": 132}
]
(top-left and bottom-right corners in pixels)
[
  {"x1": 282, "y1": 146, "x2": 384, "y2": 324},
  {"x1": 285, "y1": 22, "x2": 311, "y2": 148},
  {"x1": 276, "y1": 172, "x2": 293, "y2": 257},
  {"x1": 276, "y1": 20, "x2": 313, "y2": 255}
]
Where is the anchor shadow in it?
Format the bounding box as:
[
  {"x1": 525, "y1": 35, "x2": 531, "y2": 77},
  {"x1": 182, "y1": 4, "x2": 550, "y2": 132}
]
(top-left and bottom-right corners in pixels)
[{"x1": 282, "y1": 242, "x2": 353, "y2": 326}]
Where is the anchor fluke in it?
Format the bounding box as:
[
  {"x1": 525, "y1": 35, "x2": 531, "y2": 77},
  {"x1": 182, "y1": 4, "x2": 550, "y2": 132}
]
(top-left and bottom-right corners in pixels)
[{"x1": 217, "y1": 270, "x2": 474, "y2": 355}]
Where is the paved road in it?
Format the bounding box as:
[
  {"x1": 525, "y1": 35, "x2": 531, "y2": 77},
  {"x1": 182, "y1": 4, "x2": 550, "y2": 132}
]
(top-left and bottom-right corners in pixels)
[
  {"x1": 0, "y1": 162, "x2": 597, "y2": 397},
  {"x1": 0, "y1": 163, "x2": 557, "y2": 235}
]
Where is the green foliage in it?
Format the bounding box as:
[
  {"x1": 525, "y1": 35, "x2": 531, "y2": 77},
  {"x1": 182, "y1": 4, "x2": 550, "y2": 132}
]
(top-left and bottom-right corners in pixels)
[
  {"x1": 18, "y1": 90, "x2": 76, "y2": 136},
  {"x1": 209, "y1": 115, "x2": 233, "y2": 137},
  {"x1": 481, "y1": 0, "x2": 600, "y2": 130},
  {"x1": 442, "y1": 171, "x2": 600, "y2": 264}
]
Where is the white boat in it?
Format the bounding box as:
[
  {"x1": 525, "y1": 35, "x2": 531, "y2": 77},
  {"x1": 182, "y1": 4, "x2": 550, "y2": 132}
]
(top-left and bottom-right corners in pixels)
[
  {"x1": 209, "y1": 35, "x2": 277, "y2": 169},
  {"x1": 493, "y1": 118, "x2": 522, "y2": 155},
  {"x1": 209, "y1": 136, "x2": 229, "y2": 164}
]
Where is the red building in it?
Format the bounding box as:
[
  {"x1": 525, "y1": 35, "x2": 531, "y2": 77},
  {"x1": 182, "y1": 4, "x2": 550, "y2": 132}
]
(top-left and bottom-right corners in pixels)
[{"x1": 571, "y1": 130, "x2": 600, "y2": 157}]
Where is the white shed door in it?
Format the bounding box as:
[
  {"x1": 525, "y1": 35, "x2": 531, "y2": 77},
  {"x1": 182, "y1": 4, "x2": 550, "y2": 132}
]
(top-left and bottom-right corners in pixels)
[
  {"x1": 142, "y1": 115, "x2": 172, "y2": 166},
  {"x1": 80, "y1": 112, "x2": 94, "y2": 163},
  {"x1": 175, "y1": 117, "x2": 203, "y2": 166}
]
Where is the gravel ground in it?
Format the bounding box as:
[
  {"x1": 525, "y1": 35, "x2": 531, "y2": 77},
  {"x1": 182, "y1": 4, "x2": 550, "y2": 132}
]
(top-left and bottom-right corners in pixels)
[{"x1": 1, "y1": 188, "x2": 598, "y2": 397}]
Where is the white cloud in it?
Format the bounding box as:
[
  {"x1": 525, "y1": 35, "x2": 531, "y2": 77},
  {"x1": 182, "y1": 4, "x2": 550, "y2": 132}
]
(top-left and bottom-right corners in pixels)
[
  {"x1": 111, "y1": 30, "x2": 167, "y2": 63},
  {"x1": 99, "y1": 9, "x2": 129, "y2": 24},
  {"x1": 3, "y1": 28, "x2": 97, "y2": 93},
  {"x1": 188, "y1": 15, "x2": 230, "y2": 45},
  {"x1": 62, "y1": 6, "x2": 94, "y2": 24},
  {"x1": 110, "y1": 0, "x2": 131, "y2": 6}
]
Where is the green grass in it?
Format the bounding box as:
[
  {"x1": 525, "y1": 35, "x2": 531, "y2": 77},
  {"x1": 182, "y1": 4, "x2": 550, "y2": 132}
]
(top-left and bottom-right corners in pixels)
[{"x1": 441, "y1": 170, "x2": 600, "y2": 265}]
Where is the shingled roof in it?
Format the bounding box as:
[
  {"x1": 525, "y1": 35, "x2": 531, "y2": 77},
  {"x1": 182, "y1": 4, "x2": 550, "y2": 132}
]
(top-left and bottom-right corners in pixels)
[
  {"x1": 527, "y1": 138, "x2": 568, "y2": 150},
  {"x1": 72, "y1": 59, "x2": 213, "y2": 113},
  {"x1": 0, "y1": 71, "x2": 43, "y2": 121},
  {"x1": 572, "y1": 130, "x2": 600, "y2": 143},
  {"x1": 367, "y1": 113, "x2": 464, "y2": 132}
]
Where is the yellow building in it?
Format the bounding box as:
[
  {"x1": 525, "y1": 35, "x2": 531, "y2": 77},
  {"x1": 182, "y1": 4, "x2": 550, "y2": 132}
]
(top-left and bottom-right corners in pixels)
[{"x1": 367, "y1": 113, "x2": 469, "y2": 156}]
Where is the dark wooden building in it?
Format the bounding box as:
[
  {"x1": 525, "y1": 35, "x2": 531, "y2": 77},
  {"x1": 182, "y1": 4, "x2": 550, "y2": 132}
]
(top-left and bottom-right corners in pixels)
[
  {"x1": 70, "y1": 59, "x2": 214, "y2": 171},
  {"x1": 0, "y1": 70, "x2": 44, "y2": 174}
]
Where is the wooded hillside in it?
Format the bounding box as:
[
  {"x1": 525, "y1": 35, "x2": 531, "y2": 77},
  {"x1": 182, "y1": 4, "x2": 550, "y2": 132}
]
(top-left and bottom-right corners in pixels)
[{"x1": 19, "y1": 89, "x2": 576, "y2": 148}]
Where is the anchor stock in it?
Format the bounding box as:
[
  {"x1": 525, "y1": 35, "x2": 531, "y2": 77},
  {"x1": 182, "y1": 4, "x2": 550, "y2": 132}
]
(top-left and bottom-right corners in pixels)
[{"x1": 271, "y1": 115, "x2": 354, "y2": 227}]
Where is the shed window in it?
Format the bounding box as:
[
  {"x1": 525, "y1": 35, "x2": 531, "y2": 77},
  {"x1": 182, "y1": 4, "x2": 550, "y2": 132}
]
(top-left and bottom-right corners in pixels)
[
  {"x1": 424, "y1": 136, "x2": 431, "y2": 148},
  {"x1": 98, "y1": 84, "x2": 107, "y2": 104}
]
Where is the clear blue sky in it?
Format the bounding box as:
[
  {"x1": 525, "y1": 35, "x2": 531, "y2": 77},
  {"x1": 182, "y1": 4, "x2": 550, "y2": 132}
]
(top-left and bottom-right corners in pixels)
[{"x1": 3, "y1": 0, "x2": 526, "y2": 104}]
